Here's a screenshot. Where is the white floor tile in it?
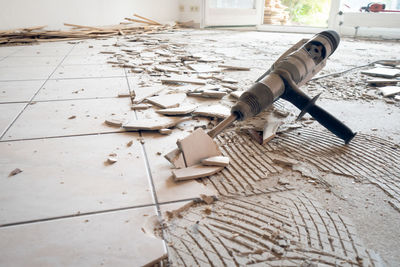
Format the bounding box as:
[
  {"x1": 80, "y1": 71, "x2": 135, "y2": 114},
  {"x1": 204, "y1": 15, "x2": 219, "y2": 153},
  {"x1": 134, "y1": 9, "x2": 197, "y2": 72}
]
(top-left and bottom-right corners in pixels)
[
  {"x1": 0, "y1": 103, "x2": 25, "y2": 137},
  {"x1": 50, "y1": 65, "x2": 125, "y2": 79},
  {"x1": 0, "y1": 66, "x2": 56, "y2": 81},
  {"x1": 0, "y1": 80, "x2": 44, "y2": 102},
  {"x1": 34, "y1": 77, "x2": 129, "y2": 101},
  {"x1": 3, "y1": 98, "x2": 134, "y2": 140},
  {"x1": 0, "y1": 56, "x2": 63, "y2": 67},
  {"x1": 0, "y1": 133, "x2": 154, "y2": 224},
  {"x1": 0, "y1": 206, "x2": 165, "y2": 267}
]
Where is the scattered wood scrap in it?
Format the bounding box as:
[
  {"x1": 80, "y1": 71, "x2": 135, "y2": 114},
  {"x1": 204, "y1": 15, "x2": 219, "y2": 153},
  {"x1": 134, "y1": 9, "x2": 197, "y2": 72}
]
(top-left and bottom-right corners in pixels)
[{"x1": 0, "y1": 14, "x2": 175, "y2": 46}]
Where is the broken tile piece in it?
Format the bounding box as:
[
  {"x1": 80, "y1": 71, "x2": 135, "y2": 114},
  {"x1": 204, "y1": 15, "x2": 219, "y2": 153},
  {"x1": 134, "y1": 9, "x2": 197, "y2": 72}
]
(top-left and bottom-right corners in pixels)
[
  {"x1": 9, "y1": 168, "x2": 22, "y2": 177},
  {"x1": 156, "y1": 104, "x2": 197, "y2": 115},
  {"x1": 188, "y1": 64, "x2": 222, "y2": 73},
  {"x1": 378, "y1": 86, "x2": 400, "y2": 97},
  {"x1": 172, "y1": 164, "x2": 223, "y2": 181},
  {"x1": 198, "y1": 90, "x2": 227, "y2": 99},
  {"x1": 218, "y1": 64, "x2": 251, "y2": 71},
  {"x1": 131, "y1": 103, "x2": 152, "y2": 110},
  {"x1": 193, "y1": 105, "x2": 231, "y2": 119},
  {"x1": 159, "y1": 128, "x2": 173, "y2": 135},
  {"x1": 146, "y1": 93, "x2": 186, "y2": 109},
  {"x1": 263, "y1": 120, "x2": 283, "y2": 144},
  {"x1": 123, "y1": 117, "x2": 190, "y2": 131},
  {"x1": 107, "y1": 154, "x2": 118, "y2": 164},
  {"x1": 177, "y1": 128, "x2": 221, "y2": 167},
  {"x1": 164, "y1": 148, "x2": 185, "y2": 168},
  {"x1": 202, "y1": 156, "x2": 230, "y2": 167},
  {"x1": 104, "y1": 118, "x2": 125, "y2": 127},
  {"x1": 230, "y1": 91, "x2": 244, "y2": 99},
  {"x1": 366, "y1": 78, "x2": 399, "y2": 86},
  {"x1": 154, "y1": 65, "x2": 180, "y2": 73},
  {"x1": 161, "y1": 75, "x2": 206, "y2": 85},
  {"x1": 361, "y1": 68, "x2": 400, "y2": 78},
  {"x1": 132, "y1": 86, "x2": 164, "y2": 104}
]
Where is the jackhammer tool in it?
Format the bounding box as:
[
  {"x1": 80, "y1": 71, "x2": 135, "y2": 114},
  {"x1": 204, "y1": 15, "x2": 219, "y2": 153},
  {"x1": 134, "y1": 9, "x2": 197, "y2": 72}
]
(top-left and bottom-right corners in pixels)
[{"x1": 208, "y1": 30, "x2": 356, "y2": 144}]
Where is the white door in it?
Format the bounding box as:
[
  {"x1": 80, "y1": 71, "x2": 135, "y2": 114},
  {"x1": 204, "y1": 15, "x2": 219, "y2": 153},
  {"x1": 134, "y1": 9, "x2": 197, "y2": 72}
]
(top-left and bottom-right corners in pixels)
[{"x1": 203, "y1": 0, "x2": 264, "y2": 27}]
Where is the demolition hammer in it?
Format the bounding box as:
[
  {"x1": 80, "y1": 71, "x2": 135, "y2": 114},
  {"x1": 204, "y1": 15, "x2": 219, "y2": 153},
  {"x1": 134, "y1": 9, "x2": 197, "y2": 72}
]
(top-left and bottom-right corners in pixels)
[{"x1": 208, "y1": 30, "x2": 356, "y2": 144}]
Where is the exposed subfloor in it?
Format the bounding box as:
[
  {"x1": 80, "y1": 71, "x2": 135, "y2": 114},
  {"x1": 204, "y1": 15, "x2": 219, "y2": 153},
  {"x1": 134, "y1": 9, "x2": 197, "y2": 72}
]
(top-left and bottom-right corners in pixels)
[{"x1": 0, "y1": 29, "x2": 399, "y2": 266}]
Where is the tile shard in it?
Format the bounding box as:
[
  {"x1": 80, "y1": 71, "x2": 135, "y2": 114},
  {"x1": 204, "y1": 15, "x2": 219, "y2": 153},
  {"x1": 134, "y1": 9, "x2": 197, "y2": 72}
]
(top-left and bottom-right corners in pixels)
[
  {"x1": 172, "y1": 164, "x2": 224, "y2": 181},
  {"x1": 177, "y1": 128, "x2": 222, "y2": 167},
  {"x1": 156, "y1": 104, "x2": 197, "y2": 115},
  {"x1": 263, "y1": 120, "x2": 283, "y2": 144},
  {"x1": 202, "y1": 156, "x2": 230, "y2": 167},
  {"x1": 218, "y1": 64, "x2": 251, "y2": 71},
  {"x1": 132, "y1": 86, "x2": 164, "y2": 104},
  {"x1": 104, "y1": 118, "x2": 125, "y2": 127},
  {"x1": 146, "y1": 93, "x2": 186, "y2": 109},
  {"x1": 361, "y1": 67, "x2": 400, "y2": 78},
  {"x1": 193, "y1": 104, "x2": 231, "y2": 119},
  {"x1": 161, "y1": 75, "x2": 206, "y2": 85},
  {"x1": 164, "y1": 148, "x2": 186, "y2": 168},
  {"x1": 378, "y1": 86, "x2": 400, "y2": 97},
  {"x1": 123, "y1": 117, "x2": 190, "y2": 131}
]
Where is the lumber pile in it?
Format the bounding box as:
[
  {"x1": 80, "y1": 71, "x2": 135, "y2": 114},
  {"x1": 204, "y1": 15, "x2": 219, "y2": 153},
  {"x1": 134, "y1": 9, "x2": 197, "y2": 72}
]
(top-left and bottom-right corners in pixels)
[
  {"x1": 0, "y1": 14, "x2": 175, "y2": 46},
  {"x1": 264, "y1": 0, "x2": 289, "y2": 25}
]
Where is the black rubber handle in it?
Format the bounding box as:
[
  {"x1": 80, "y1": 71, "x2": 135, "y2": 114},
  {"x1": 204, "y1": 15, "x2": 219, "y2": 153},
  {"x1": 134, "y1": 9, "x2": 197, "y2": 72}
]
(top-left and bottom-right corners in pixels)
[
  {"x1": 307, "y1": 105, "x2": 356, "y2": 144},
  {"x1": 281, "y1": 85, "x2": 356, "y2": 144}
]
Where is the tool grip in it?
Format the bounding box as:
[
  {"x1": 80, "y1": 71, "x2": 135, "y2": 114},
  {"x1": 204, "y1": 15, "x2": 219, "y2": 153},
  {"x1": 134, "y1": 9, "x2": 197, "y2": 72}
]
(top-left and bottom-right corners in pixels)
[
  {"x1": 281, "y1": 86, "x2": 356, "y2": 144},
  {"x1": 306, "y1": 105, "x2": 356, "y2": 144}
]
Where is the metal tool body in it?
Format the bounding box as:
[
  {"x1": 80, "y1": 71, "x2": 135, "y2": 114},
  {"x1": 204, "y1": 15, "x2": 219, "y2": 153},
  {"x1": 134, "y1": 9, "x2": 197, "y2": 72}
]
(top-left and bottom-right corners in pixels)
[{"x1": 210, "y1": 30, "x2": 356, "y2": 144}]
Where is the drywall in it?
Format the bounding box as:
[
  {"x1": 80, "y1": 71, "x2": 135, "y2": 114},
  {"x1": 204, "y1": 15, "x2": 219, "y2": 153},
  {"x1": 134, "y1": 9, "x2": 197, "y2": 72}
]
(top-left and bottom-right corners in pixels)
[{"x1": 0, "y1": 0, "x2": 180, "y2": 30}]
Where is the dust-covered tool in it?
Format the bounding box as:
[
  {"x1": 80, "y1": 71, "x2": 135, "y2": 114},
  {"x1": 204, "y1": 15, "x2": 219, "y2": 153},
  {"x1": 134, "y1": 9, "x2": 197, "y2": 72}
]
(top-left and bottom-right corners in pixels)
[{"x1": 208, "y1": 30, "x2": 356, "y2": 144}]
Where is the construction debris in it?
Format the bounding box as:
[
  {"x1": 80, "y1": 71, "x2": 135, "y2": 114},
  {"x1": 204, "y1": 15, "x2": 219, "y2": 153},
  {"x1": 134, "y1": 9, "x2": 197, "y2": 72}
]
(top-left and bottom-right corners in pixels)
[
  {"x1": 105, "y1": 118, "x2": 125, "y2": 127},
  {"x1": 123, "y1": 117, "x2": 190, "y2": 131},
  {"x1": 9, "y1": 168, "x2": 23, "y2": 177},
  {"x1": 146, "y1": 93, "x2": 186, "y2": 109},
  {"x1": 378, "y1": 86, "x2": 400, "y2": 97},
  {"x1": 201, "y1": 156, "x2": 230, "y2": 167},
  {"x1": 0, "y1": 14, "x2": 175, "y2": 46},
  {"x1": 172, "y1": 164, "x2": 224, "y2": 181},
  {"x1": 177, "y1": 128, "x2": 222, "y2": 167},
  {"x1": 361, "y1": 67, "x2": 400, "y2": 78},
  {"x1": 156, "y1": 104, "x2": 197, "y2": 115}
]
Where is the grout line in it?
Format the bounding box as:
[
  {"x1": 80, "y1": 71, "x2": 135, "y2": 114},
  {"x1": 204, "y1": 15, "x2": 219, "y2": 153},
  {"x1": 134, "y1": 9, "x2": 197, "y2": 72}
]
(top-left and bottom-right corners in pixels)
[
  {"x1": 0, "y1": 46, "x2": 27, "y2": 62},
  {"x1": 0, "y1": 75, "x2": 127, "y2": 83},
  {"x1": 0, "y1": 198, "x2": 200, "y2": 229},
  {"x1": 0, "y1": 96, "x2": 120, "y2": 105},
  {"x1": 123, "y1": 66, "x2": 169, "y2": 254},
  {"x1": 0, "y1": 203, "x2": 157, "y2": 228},
  {"x1": 0, "y1": 44, "x2": 78, "y2": 140},
  {"x1": 0, "y1": 130, "x2": 127, "y2": 143}
]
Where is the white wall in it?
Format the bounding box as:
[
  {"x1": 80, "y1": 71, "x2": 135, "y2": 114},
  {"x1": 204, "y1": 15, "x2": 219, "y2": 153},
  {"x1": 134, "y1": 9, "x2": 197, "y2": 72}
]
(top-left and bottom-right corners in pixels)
[{"x1": 0, "y1": 0, "x2": 180, "y2": 30}]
